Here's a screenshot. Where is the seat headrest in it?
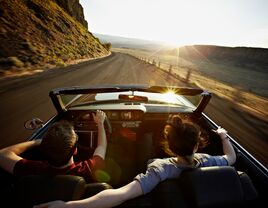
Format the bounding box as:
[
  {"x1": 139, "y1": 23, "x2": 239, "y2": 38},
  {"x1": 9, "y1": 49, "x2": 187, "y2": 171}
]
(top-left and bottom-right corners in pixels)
[
  {"x1": 16, "y1": 175, "x2": 86, "y2": 207},
  {"x1": 179, "y1": 166, "x2": 244, "y2": 207}
]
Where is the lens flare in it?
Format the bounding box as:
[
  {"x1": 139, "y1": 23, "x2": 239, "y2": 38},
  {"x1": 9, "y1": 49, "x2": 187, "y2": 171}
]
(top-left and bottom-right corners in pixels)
[
  {"x1": 163, "y1": 91, "x2": 178, "y2": 103},
  {"x1": 95, "y1": 170, "x2": 111, "y2": 182}
]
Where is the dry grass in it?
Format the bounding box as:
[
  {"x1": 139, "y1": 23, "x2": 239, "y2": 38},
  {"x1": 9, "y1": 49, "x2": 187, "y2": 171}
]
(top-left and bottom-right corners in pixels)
[
  {"x1": 0, "y1": 0, "x2": 109, "y2": 76},
  {"x1": 113, "y1": 48, "x2": 268, "y2": 118},
  {"x1": 192, "y1": 73, "x2": 268, "y2": 118}
]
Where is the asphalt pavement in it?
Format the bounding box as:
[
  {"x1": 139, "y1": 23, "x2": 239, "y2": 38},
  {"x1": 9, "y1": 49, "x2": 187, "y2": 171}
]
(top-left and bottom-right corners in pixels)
[{"x1": 0, "y1": 52, "x2": 267, "y2": 167}]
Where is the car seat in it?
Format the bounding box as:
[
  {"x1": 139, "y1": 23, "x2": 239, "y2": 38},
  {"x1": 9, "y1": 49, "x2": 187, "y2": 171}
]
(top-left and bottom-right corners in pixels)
[
  {"x1": 15, "y1": 175, "x2": 112, "y2": 208},
  {"x1": 152, "y1": 166, "x2": 257, "y2": 208}
]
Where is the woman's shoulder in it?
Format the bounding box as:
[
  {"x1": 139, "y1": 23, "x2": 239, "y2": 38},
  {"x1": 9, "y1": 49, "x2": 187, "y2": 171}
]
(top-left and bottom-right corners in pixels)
[
  {"x1": 146, "y1": 157, "x2": 182, "y2": 180},
  {"x1": 147, "y1": 157, "x2": 176, "y2": 166},
  {"x1": 148, "y1": 157, "x2": 182, "y2": 173},
  {"x1": 194, "y1": 153, "x2": 210, "y2": 159}
]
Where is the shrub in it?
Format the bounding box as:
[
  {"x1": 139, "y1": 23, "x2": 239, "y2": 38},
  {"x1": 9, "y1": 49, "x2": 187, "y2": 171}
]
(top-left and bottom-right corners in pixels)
[
  {"x1": 103, "y1": 42, "x2": 112, "y2": 50},
  {"x1": 0, "y1": 56, "x2": 24, "y2": 67},
  {"x1": 56, "y1": 60, "x2": 65, "y2": 67}
]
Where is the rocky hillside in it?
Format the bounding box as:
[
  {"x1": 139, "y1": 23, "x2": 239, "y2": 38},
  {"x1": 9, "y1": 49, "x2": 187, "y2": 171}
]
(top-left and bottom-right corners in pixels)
[
  {"x1": 179, "y1": 45, "x2": 268, "y2": 72},
  {"x1": 55, "y1": 0, "x2": 88, "y2": 29},
  {"x1": 0, "y1": 0, "x2": 109, "y2": 74}
]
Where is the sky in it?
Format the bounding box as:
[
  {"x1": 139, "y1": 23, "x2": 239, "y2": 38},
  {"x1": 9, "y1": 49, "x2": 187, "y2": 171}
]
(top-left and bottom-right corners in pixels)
[{"x1": 80, "y1": 0, "x2": 268, "y2": 48}]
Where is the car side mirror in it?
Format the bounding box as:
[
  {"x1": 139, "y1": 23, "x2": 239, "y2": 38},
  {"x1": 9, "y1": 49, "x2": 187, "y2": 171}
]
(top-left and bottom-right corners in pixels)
[{"x1": 24, "y1": 118, "x2": 44, "y2": 130}]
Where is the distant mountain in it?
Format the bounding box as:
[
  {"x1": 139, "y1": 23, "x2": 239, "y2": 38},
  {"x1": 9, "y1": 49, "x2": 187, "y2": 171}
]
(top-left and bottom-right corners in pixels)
[
  {"x1": 94, "y1": 33, "x2": 171, "y2": 51},
  {"x1": 178, "y1": 45, "x2": 268, "y2": 72},
  {"x1": 94, "y1": 33, "x2": 268, "y2": 72}
]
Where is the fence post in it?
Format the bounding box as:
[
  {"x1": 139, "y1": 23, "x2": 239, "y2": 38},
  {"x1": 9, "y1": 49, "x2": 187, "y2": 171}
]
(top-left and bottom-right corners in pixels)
[
  {"x1": 169, "y1": 65, "x2": 172, "y2": 74},
  {"x1": 185, "y1": 69, "x2": 192, "y2": 83}
]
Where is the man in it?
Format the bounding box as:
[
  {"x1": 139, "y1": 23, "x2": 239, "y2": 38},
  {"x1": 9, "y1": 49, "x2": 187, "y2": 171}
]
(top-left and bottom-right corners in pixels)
[
  {"x1": 34, "y1": 115, "x2": 236, "y2": 208},
  {"x1": 0, "y1": 110, "x2": 107, "y2": 183}
]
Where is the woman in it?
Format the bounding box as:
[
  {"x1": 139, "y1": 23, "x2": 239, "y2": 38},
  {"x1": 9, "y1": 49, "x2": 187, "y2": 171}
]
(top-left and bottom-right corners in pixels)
[{"x1": 34, "y1": 115, "x2": 236, "y2": 208}]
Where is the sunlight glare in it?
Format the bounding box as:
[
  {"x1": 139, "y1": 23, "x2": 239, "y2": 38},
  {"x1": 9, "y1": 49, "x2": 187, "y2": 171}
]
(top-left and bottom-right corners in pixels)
[
  {"x1": 163, "y1": 91, "x2": 178, "y2": 103},
  {"x1": 80, "y1": 0, "x2": 268, "y2": 48},
  {"x1": 155, "y1": 0, "x2": 240, "y2": 46}
]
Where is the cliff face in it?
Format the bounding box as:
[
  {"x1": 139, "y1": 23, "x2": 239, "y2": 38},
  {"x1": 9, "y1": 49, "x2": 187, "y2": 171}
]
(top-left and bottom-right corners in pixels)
[
  {"x1": 179, "y1": 45, "x2": 268, "y2": 72},
  {"x1": 0, "y1": 0, "x2": 108, "y2": 73},
  {"x1": 55, "y1": 0, "x2": 88, "y2": 29}
]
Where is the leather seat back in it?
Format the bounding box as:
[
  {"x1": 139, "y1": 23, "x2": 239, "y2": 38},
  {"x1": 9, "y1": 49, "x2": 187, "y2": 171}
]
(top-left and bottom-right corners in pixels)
[
  {"x1": 153, "y1": 166, "x2": 257, "y2": 208},
  {"x1": 179, "y1": 166, "x2": 257, "y2": 207},
  {"x1": 15, "y1": 175, "x2": 86, "y2": 207}
]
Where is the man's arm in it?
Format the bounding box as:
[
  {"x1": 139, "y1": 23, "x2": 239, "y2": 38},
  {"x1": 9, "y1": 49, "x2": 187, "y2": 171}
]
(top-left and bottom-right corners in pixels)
[
  {"x1": 215, "y1": 127, "x2": 236, "y2": 165},
  {"x1": 92, "y1": 110, "x2": 107, "y2": 159},
  {"x1": 0, "y1": 140, "x2": 41, "y2": 174},
  {"x1": 34, "y1": 180, "x2": 143, "y2": 208}
]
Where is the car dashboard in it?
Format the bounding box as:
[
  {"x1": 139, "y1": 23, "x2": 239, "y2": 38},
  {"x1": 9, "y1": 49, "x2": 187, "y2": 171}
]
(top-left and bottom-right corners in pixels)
[
  {"x1": 57, "y1": 106, "x2": 223, "y2": 188},
  {"x1": 9, "y1": 98, "x2": 223, "y2": 189}
]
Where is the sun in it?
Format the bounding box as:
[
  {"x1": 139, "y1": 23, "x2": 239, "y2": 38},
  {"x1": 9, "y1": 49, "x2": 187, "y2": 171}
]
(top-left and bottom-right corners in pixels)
[{"x1": 163, "y1": 91, "x2": 178, "y2": 103}]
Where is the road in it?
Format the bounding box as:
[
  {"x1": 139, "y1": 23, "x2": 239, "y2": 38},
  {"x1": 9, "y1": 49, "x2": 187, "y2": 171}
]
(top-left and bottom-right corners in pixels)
[{"x1": 0, "y1": 52, "x2": 267, "y2": 167}]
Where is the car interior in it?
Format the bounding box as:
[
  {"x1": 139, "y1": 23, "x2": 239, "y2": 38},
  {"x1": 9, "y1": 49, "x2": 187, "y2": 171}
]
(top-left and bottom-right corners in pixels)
[{"x1": 0, "y1": 109, "x2": 265, "y2": 208}]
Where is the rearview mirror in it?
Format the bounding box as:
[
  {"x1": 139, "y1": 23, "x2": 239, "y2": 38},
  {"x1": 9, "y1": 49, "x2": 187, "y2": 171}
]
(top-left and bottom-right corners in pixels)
[{"x1": 119, "y1": 94, "x2": 148, "y2": 102}]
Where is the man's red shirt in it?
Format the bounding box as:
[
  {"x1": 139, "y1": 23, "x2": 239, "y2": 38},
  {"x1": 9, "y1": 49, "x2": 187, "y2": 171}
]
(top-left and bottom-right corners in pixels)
[{"x1": 13, "y1": 155, "x2": 105, "y2": 183}]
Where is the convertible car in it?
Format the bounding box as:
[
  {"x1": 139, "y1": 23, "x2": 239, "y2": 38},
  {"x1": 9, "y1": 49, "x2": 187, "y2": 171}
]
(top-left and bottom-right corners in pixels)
[{"x1": 0, "y1": 85, "x2": 267, "y2": 207}]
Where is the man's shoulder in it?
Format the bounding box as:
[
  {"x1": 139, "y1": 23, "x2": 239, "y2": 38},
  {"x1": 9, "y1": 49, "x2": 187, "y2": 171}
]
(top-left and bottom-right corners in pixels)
[
  {"x1": 13, "y1": 159, "x2": 48, "y2": 176},
  {"x1": 16, "y1": 158, "x2": 46, "y2": 166}
]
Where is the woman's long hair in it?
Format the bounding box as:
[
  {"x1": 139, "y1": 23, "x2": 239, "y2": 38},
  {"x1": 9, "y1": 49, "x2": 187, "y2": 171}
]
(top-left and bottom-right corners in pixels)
[{"x1": 163, "y1": 115, "x2": 207, "y2": 157}]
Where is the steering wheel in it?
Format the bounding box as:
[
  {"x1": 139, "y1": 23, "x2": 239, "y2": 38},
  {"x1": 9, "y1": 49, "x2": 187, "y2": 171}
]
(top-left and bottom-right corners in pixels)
[
  {"x1": 74, "y1": 110, "x2": 112, "y2": 134},
  {"x1": 75, "y1": 110, "x2": 112, "y2": 160}
]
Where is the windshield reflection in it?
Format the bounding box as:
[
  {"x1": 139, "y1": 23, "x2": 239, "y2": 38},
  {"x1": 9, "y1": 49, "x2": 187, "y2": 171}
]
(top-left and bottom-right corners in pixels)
[{"x1": 61, "y1": 91, "x2": 198, "y2": 109}]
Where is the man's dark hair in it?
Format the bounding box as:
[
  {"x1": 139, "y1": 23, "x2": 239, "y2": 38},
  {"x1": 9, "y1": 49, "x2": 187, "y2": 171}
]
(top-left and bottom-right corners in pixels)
[{"x1": 40, "y1": 121, "x2": 77, "y2": 167}]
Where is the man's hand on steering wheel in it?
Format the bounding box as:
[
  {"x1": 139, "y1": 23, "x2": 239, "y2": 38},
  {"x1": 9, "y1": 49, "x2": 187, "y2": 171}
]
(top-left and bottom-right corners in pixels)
[{"x1": 92, "y1": 110, "x2": 106, "y2": 126}]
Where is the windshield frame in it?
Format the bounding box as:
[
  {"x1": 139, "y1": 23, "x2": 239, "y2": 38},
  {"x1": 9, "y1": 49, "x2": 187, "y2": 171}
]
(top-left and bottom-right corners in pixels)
[{"x1": 49, "y1": 85, "x2": 211, "y2": 117}]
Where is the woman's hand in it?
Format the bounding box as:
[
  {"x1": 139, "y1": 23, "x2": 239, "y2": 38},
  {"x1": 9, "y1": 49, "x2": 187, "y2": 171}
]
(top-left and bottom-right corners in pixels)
[
  {"x1": 33, "y1": 200, "x2": 67, "y2": 208},
  {"x1": 34, "y1": 139, "x2": 42, "y2": 146},
  {"x1": 214, "y1": 127, "x2": 236, "y2": 165},
  {"x1": 93, "y1": 110, "x2": 106, "y2": 125},
  {"x1": 213, "y1": 127, "x2": 228, "y2": 140}
]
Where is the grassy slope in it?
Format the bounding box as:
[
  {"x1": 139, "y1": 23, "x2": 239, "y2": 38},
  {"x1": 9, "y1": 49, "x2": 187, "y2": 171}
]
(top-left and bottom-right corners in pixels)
[{"x1": 0, "y1": 0, "x2": 109, "y2": 74}]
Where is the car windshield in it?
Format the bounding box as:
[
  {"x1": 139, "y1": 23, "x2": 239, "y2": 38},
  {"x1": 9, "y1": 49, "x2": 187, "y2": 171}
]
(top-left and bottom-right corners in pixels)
[{"x1": 60, "y1": 91, "x2": 199, "y2": 109}]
